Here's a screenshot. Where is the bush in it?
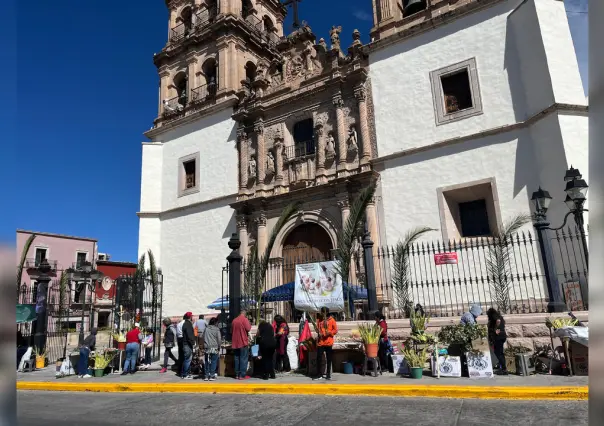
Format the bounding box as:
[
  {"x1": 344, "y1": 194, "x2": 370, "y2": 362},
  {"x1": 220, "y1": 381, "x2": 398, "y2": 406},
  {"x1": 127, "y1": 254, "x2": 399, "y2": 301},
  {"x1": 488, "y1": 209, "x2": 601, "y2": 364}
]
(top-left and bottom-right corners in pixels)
[{"x1": 437, "y1": 324, "x2": 487, "y2": 352}]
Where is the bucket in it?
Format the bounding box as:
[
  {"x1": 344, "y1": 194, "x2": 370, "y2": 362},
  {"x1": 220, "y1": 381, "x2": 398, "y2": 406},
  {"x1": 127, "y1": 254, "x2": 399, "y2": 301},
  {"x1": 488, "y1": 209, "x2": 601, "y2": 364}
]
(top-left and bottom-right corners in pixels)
[
  {"x1": 116, "y1": 341, "x2": 126, "y2": 351},
  {"x1": 35, "y1": 357, "x2": 45, "y2": 369},
  {"x1": 410, "y1": 367, "x2": 423, "y2": 379},
  {"x1": 93, "y1": 368, "x2": 104, "y2": 378},
  {"x1": 342, "y1": 362, "x2": 353, "y2": 374},
  {"x1": 365, "y1": 343, "x2": 378, "y2": 358}
]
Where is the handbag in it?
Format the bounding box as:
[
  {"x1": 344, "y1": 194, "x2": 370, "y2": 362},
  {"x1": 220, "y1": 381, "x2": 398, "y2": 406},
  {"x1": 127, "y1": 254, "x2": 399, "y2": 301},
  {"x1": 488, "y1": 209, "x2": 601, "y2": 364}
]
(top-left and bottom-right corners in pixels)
[{"x1": 251, "y1": 344, "x2": 260, "y2": 358}]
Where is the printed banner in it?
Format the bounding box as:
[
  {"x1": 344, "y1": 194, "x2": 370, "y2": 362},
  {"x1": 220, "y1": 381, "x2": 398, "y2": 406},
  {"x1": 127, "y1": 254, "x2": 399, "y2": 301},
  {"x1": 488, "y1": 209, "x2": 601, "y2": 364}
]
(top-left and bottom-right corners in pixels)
[
  {"x1": 562, "y1": 281, "x2": 584, "y2": 311},
  {"x1": 294, "y1": 261, "x2": 344, "y2": 312},
  {"x1": 434, "y1": 252, "x2": 458, "y2": 265}
]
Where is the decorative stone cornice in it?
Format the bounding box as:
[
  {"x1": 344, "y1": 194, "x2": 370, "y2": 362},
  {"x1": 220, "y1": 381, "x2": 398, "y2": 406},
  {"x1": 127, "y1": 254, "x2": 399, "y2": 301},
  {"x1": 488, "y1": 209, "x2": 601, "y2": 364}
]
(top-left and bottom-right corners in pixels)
[
  {"x1": 336, "y1": 198, "x2": 350, "y2": 210},
  {"x1": 255, "y1": 212, "x2": 267, "y2": 227},
  {"x1": 354, "y1": 85, "x2": 367, "y2": 102},
  {"x1": 236, "y1": 214, "x2": 248, "y2": 229}
]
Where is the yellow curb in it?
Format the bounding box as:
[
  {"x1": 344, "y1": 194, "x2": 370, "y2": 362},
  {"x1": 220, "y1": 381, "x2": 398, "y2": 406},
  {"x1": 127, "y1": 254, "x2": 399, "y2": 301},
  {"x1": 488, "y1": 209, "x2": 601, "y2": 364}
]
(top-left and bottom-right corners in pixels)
[{"x1": 17, "y1": 382, "x2": 588, "y2": 400}]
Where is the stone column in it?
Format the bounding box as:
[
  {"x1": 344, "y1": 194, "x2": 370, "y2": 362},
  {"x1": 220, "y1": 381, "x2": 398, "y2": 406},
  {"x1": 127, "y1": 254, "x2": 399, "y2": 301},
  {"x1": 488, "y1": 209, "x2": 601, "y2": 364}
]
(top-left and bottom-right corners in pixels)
[
  {"x1": 237, "y1": 214, "x2": 249, "y2": 261},
  {"x1": 315, "y1": 123, "x2": 326, "y2": 182},
  {"x1": 187, "y1": 55, "x2": 197, "y2": 94},
  {"x1": 254, "y1": 118, "x2": 266, "y2": 184},
  {"x1": 355, "y1": 85, "x2": 372, "y2": 169},
  {"x1": 337, "y1": 195, "x2": 350, "y2": 226},
  {"x1": 333, "y1": 93, "x2": 347, "y2": 174},
  {"x1": 237, "y1": 127, "x2": 248, "y2": 191},
  {"x1": 274, "y1": 138, "x2": 285, "y2": 191},
  {"x1": 365, "y1": 199, "x2": 383, "y2": 300},
  {"x1": 256, "y1": 212, "x2": 268, "y2": 256},
  {"x1": 217, "y1": 41, "x2": 228, "y2": 94},
  {"x1": 159, "y1": 69, "x2": 170, "y2": 114}
]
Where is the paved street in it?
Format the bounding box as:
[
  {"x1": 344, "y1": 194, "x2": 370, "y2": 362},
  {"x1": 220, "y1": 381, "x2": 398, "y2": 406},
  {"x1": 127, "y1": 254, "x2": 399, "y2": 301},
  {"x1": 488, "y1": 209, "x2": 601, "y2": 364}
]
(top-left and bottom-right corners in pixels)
[{"x1": 17, "y1": 391, "x2": 587, "y2": 426}]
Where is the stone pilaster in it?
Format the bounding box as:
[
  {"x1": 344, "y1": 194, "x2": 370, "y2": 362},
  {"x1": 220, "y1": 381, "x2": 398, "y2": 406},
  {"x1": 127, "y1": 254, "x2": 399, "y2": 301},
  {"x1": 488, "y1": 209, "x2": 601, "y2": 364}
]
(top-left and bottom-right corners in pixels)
[
  {"x1": 365, "y1": 198, "x2": 382, "y2": 299},
  {"x1": 256, "y1": 212, "x2": 268, "y2": 256},
  {"x1": 237, "y1": 127, "x2": 248, "y2": 191},
  {"x1": 237, "y1": 214, "x2": 249, "y2": 260},
  {"x1": 274, "y1": 137, "x2": 285, "y2": 191},
  {"x1": 187, "y1": 55, "x2": 198, "y2": 94},
  {"x1": 315, "y1": 123, "x2": 327, "y2": 183},
  {"x1": 355, "y1": 85, "x2": 372, "y2": 170},
  {"x1": 254, "y1": 119, "x2": 265, "y2": 184},
  {"x1": 159, "y1": 69, "x2": 170, "y2": 115},
  {"x1": 337, "y1": 195, "x2": 350, "y2": 228},
  {"x1": 333, "y1": 93, "x2": 347, "y2": 174}
]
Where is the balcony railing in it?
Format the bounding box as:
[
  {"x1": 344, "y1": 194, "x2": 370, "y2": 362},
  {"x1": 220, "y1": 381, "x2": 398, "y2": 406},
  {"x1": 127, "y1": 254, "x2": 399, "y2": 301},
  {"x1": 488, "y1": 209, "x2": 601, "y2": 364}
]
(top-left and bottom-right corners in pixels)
[
  {"x1": 285, "y1": 140, "x2": 316, "y2": 159},
  {"x1": 163, "y1": 95, "x2": 187, "y2": 117},
  {"x1": 24, "y1": 258, "x2": 58, "y2": 271},
  {"x1": 170, "y1": 7, "x2": 217, "y2": 43},
  {"x1": 241, "y1": 10, "x2": 264, "y2": 36},
  {"x1": 191, "y1": 82, "x2": 218, "y2": 104},
  {"x1": 264, "y1": 31, "x2": 281, "y2": 48}
]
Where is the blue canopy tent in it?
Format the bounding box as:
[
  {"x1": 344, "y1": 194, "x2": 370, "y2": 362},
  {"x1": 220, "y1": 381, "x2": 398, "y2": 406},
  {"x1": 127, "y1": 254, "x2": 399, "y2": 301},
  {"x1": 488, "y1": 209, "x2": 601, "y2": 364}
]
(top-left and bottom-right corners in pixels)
[
  {"x1": 207, "y1": 296, "x2": 256, "y2": 311},
  {"x1": 261, "y1": 282, "x2": 367, "y2": 302}
]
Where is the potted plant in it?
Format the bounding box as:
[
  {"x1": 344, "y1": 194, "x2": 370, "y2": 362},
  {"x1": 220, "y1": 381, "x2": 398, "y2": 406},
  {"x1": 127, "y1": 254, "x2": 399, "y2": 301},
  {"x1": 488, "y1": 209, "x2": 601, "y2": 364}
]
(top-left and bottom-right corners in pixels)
[
  {"x1": 437, "y1": 324, "x2": 487, "y2": 355},
  {"x1": 93, "y1": 351, "x2": 116, "y2": 377},
  {"x1": 358, "y1": 323, "x2": 381, "y2": 358},
  {"x1": 402, "y1": 345, "x2": 428, "y2": 379},
  {"x1": 410, "y1": 310, "x2": 428, "y2": 335},
  {"x1": 34, "y1": 347, "x2": 46, "y2": 369},
  {"x1": 112, "y1": 332, "x2": 127, "y2": 350}
]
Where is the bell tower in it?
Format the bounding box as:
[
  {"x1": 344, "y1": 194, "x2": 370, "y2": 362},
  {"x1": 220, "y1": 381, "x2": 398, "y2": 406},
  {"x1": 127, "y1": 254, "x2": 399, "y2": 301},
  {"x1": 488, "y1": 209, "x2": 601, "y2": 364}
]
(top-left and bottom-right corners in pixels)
[
  {"x1": 371, "y1": 0, "x2": 432, "y2": 41},
  {"x1": 152, "y1": 0, "x2": 287, "y2": 128}
]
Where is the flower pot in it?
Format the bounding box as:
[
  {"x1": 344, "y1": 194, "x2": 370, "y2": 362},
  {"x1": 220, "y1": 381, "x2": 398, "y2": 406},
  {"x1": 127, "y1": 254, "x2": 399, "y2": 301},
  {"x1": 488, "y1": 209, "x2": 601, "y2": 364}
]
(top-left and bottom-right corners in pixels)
[
  {"x1": 365, "y1": 343, "x2": 378, "y2": 358},
  {"x1": 35, "y1": 357, "x2": 45, "y2": 369},
  {"x1": 115, "y1": 341, "x2": 126, "y2": 351},
  {"x1": 93, "y1": 368, "x2": 105, "y2": 377},
  {"x1": 410, "y1": 367, "x2": 423, "y2": 379}
]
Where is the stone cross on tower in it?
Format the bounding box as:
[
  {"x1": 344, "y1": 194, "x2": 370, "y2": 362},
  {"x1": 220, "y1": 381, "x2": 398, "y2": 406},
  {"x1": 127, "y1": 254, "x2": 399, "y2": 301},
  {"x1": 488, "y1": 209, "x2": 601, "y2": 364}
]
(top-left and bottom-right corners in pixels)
[{"x1": 283, "y1": 0, "x2": 302, "y2": 29}]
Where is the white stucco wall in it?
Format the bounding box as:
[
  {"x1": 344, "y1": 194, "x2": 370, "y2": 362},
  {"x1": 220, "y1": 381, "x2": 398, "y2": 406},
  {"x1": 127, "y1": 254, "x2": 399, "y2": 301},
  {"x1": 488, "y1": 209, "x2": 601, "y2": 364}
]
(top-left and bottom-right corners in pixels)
[{"x1": 140, "y1": 143, "x2": 163, "y2": 212}]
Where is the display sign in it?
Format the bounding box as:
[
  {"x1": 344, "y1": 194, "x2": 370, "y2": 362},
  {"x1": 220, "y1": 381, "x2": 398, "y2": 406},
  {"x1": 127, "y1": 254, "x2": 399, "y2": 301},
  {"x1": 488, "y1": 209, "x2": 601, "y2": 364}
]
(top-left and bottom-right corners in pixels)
[
  {"x1": 434, "y1": 252, "x2": 458, "y2": 265},
  {"x1": 562, "y1": 281, "x2": 584, "y2": 311},
  {"x1": 391, "y1": 354, "x2": 410, "y2": 376},
  {"x1": 432, "y1": 355, "x2": 462, "y2": 377},
  {"x1": 466, "y1": 351, "x2": 494, "y2": 379},
  {"x1": 294, "y1": 261, "x2": 344, "y2": 312}
]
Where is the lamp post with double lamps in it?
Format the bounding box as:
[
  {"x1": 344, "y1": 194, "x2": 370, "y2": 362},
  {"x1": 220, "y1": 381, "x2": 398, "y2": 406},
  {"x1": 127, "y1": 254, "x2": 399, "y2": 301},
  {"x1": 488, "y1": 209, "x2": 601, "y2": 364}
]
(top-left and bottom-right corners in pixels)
[{"x1": 66, "y1": 261, "x2": 103, "y2": 345}]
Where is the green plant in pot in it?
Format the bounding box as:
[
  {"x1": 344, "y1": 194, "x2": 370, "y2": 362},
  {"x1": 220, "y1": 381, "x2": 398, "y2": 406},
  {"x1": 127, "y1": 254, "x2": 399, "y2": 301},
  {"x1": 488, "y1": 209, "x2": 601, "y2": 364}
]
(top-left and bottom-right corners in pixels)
[
  {"x1": 437, "y1": 324, "x2": 487, "y2": 354},
  {"x1": 402, "y1": 345, "x2": 428, "y2": 379},
  {"x1": 358, "y1": 323, "x2": 381, "y2": 358},
  {"x1": 93, "y1": 352, "x2": 116, "y2": 377}
]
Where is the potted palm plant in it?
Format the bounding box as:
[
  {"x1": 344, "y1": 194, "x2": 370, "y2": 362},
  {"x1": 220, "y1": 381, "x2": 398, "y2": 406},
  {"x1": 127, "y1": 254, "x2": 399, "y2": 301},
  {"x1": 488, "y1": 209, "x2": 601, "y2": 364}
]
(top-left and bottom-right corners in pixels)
[
  {"x1": 358, "y1": 323, "x2": 381, "y2": 358},
  {"x1": 402, "y1": 345, "x2": 428, "y2": 379},
  {"x1": 34, "y1": 347, "x2": 46, "y2": 369},
  {"x1": 93, "y1": 351, "x2": 116, "y2": 377},
  {"x1": 112, "y1": 332, "x2": 127, "y2": 350}
]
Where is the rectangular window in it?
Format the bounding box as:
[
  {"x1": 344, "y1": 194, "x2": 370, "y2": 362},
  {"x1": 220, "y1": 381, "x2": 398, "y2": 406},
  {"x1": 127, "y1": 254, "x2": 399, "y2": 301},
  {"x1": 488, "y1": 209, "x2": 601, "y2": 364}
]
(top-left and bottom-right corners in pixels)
[
  {"x1": 292, "y1": 118, "x2": 315, "y2": 157},
  {"x1": 184, "y1": 160, "x2": 196, "y2": 189},
  {"x1": 35, "y1": 248, "x2": 47, "y2": 266},
  {"x1": 458, "y1": 199, "x2": 491, "y2": 237},
  {"x1": 441, "y1": 70, "x2": 473, "y2": 113},
  {"x1": 76, "y1": 252, "x2": 87, "y2": 269}
]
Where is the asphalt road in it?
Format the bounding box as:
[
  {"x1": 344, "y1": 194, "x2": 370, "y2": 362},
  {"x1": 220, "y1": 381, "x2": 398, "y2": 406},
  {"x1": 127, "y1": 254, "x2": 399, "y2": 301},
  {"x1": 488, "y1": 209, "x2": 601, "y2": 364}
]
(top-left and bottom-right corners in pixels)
[{"x1": 17, "y1": 391, "x2": 587, "y2": 426}]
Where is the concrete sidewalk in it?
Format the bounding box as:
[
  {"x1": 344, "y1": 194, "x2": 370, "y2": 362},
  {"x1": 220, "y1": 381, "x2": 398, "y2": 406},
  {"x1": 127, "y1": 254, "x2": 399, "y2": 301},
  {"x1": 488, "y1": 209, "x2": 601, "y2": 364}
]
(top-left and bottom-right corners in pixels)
[{"x1": 17, "y1": 367, "x2": 588, "y2": 400}]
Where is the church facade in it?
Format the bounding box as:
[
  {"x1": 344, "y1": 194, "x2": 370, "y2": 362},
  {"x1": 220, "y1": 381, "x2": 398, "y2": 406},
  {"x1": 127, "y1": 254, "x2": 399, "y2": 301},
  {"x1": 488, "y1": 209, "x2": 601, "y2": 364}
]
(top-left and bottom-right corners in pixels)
[{"x1": 138, "y1": 0, "x2": 587, "y2": 316}]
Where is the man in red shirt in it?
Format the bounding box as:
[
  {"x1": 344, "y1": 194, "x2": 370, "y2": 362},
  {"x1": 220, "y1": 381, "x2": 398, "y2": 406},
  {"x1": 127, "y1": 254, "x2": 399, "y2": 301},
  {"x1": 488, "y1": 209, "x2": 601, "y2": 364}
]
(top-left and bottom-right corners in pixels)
[
  {"x1": 230, "y1": 310, "x2": 251, "y2": 380},
  {"x1": 122, "y1": 323, "x2": 142, "y2": 375}
]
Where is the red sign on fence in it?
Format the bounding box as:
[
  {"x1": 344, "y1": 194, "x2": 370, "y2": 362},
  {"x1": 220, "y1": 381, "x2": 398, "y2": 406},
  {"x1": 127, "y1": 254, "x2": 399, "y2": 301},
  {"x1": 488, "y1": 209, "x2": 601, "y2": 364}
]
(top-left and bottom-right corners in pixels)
[{"x1": 434, "y1": 252, "x2": 458, "y2": 265}]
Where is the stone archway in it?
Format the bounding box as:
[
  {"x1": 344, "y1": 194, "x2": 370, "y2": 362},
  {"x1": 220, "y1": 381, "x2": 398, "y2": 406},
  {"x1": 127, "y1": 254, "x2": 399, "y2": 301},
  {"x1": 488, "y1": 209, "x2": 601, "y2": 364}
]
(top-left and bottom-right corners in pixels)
[{"x1": 282, "y1": 222, "x2": 334, "y2": 285}]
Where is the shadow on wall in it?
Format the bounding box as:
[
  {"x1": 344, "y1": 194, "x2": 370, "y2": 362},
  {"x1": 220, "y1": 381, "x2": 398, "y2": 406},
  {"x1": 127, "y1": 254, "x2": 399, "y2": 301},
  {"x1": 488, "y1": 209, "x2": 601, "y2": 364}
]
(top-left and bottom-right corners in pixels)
[
  {"x1": 152, "y1": 106, "x2": 237, "y2": 145},
  {"x1": 161, "y1": 195, "x2": 238, "y2": 222}
]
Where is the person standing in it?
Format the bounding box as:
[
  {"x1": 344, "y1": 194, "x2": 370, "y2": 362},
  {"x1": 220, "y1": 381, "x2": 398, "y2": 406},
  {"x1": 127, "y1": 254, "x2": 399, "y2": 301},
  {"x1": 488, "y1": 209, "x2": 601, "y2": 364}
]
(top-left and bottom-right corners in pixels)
[
  {"x1": 122, "y1": 323, "x2": 142, "y2": 375},
  {"x1": 195, "y1": 314, "x2": 207, "y2": 352},
  {"x1": 313, "y1": 307, "x2": 337, "y2": 381},
  {"x1": 256, "y1": 321, "x2": 277, "y2": 380},
  {"x1": 175, "y1": 315, "x2": 185, "y2": 372},
  {"x1": 487, "y1": 308, "x2": 508, "y2": 375},
  {"x1": 231, "y1": 310, "x2": 251, "y2": 380},
  {"x1": 274, "y1": 315, "x2": 290, "y2": 373},
  {"x1": 181, "y1": 312, "x2": 195, "y2": 379},
  {"x1": 141, "y1": 328, "x2": 154, "y2": 370},
  {"x1": 375, "y1": 311, "x2": 389, "y2": 368},
  {"x1": 160, "y1": 318, "x2": 177, "y2": 373},
  {"x1": 203, "y1": 317, "x2": 222, "y2": 381},
  {"x1": 460, "y1": 304, "x2": 482, "y2": 325},
  {"x1": 77, "y1": 328, "x2": 97, "y2": 378}
]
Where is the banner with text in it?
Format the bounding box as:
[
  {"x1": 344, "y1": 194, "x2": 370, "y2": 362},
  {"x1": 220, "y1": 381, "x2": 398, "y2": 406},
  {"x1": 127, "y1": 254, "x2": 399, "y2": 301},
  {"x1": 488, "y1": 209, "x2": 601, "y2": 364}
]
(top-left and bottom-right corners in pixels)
[{"x1": 294, "y1": 261, "x2": 344, "y2": 312}]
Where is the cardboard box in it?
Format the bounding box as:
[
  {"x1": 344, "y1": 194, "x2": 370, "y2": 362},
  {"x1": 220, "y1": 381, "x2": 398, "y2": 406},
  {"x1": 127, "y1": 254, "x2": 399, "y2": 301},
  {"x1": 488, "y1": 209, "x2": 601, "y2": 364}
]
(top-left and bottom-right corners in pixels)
[
  {"x1": 466, "y1": 351, "x2": 494, "y2": 379},
  {"x1": 570, "y1": 340, "x2": 588, "y2": 376},
  {"x1": 431, "y1": 356, "x2": 462, "y2": 377}
]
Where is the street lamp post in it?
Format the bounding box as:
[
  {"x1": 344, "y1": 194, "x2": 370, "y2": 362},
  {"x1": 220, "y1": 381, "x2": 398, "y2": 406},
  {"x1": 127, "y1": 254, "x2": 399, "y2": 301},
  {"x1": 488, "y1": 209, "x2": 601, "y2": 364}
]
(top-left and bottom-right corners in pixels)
[
  {"x1": 530, "y1": 166, "x2": 589, "y2": 313},
  {"x1": 66, "y1": 261, "x2": 103, "y2": 346},
  {"x1": 33, "y1": 259, "x2": 54, "y2": 353}
]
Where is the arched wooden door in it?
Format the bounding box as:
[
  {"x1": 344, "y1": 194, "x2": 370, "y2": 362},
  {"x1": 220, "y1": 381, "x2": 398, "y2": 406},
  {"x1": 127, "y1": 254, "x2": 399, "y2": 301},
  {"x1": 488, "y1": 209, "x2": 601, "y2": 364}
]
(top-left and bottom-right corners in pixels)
[{"x1": 282, "y1": 223, "x2": 333, "y2": 285}]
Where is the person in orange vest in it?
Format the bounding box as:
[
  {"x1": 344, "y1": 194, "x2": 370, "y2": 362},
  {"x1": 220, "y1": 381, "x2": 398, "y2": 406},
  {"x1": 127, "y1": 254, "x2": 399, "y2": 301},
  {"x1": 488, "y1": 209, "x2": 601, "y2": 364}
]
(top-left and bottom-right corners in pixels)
[{"x1": 313, "y1": 307, "x2": 338, "y2": 381}]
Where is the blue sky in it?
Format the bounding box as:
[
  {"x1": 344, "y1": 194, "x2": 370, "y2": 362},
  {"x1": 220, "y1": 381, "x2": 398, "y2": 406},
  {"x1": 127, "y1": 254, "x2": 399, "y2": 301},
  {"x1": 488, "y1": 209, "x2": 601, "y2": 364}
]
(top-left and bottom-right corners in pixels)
[{"x1": 3, "y1": 0, "x2": 587, "y2": 263}]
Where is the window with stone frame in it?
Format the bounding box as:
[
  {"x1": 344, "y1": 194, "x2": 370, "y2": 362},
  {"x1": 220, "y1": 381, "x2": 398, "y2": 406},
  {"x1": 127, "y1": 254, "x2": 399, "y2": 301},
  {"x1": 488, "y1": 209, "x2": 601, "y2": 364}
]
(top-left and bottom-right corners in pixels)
[
  {"x1": 292, "y1": 118, "x2": 315, "y2": 158},
  {"x1": 458, "y1": 199, "x2": 491, "y2": 238},
  {"x1": 178, "y1": 153, "x2": 200, "y2": 197},
  {"x1": 34, "y1": 248, "x2": 47, "y2": 266},
  {"x1": 430, "y1": 58, "x2": 482, "y2": 125}
]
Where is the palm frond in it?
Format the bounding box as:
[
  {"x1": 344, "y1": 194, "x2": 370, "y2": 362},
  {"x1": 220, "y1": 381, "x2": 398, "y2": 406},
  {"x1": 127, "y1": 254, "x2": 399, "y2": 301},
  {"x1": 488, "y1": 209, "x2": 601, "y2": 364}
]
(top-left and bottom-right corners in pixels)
[
  {"x1": 147, "y1": 249, "x2": 159, "y2": 308},
  {"x1": 135, "y1": 253, "x2": 146, "y2": 285},
  {"x1": 17, "y1": 234, "x2": 36, "y2": 294},
  {"x1": 487, "y1": 214, "x2": 532, "y2": 313},
  {"x1": 333, "y1": 180, "x2": 377, "y2": 285},
  {"x1": 391, "y1": 227, "x2": 435, "y2": 316},
  {"x1": 58, "y1": 271, "x2": 69, "y2": 321}
]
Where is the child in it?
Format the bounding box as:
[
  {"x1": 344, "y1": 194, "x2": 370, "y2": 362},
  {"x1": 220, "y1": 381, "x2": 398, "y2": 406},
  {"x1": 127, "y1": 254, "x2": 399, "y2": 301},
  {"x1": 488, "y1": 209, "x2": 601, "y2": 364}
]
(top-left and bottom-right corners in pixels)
[{"x1": 141, "y1": 328, "x2": 154, "y2": 370}]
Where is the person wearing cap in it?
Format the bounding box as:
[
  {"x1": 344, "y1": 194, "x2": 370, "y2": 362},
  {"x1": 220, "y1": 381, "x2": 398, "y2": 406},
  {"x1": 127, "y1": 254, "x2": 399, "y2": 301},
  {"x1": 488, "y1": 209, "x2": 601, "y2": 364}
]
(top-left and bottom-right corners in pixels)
[
  {"x1": 122, "y1": 323, "x2": 142, "y2": 375},
  {"x1": 181, "y1": 312, "x2": 195, "y2": 379},
  {"x1": 460, "y1": 304, "x2": 483, "y2": 325}
]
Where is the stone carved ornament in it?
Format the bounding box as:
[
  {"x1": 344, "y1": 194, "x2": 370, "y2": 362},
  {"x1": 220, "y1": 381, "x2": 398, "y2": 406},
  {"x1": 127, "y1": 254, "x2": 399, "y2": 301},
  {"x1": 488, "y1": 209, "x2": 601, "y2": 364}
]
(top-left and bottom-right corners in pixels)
[
  {"x1": 266, "y1": 150, "x2": 276, "y2": 176},
  {"x1": 325, "y1": 132, "x2": 336, "y2": 159},
  {"x1": 330, "y1": 25, "x2": 342, "y2": 51},
  {"x1": 248, "y1": 155, "x2": 257, "y2": 180},
  {"x1": 347, "y1": 126, "x2": 358, "y2": 154}
]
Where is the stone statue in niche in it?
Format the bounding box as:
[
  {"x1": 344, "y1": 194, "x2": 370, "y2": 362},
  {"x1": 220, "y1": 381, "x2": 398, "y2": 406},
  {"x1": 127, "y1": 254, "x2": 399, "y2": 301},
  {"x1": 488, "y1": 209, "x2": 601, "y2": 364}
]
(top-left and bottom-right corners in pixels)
[
  {"x1": 318, "y1": 38, "x2": 327, "y2": 50},
  {"x1": 347, "y1": 126, "x2": 358, "y2": 154},
  {"x1": 325, "y1": 132, "x2": 336, "y2": 160},
  {"x1": 330, "y1": 25, "x2": 342, "y2": 51},
  {"x1": 266, "y1": 150, "x2": 275, "y2": 175},
  {"x1": 248, "y1": 155, "x2": 257, "y2": 180}
]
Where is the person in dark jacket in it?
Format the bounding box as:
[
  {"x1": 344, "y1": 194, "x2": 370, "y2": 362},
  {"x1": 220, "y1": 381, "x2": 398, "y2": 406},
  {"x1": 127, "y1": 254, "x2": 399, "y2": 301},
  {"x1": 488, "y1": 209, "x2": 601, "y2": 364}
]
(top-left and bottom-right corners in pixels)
[
  {"x1": 487, "y1": 308, "x2": 508, "y2": 375},
  {"x1": 256, "y1": 321, "x2": 276, "y2": 380},
  {"x1": 161, "y1": 318, "x2": 177, "y2": 373},
  {"x1": 274, "y1": 315, "x2": 290, "y2": 373},
  {"x1": 181, "y1": 312, "x2": 195, "y2": 379},
  {"x1": 203, "y1": 318, "x2": 222, "y2": 381},
  {"x1": 77, "y1": 328, "x2": 97, "y2": 378}
]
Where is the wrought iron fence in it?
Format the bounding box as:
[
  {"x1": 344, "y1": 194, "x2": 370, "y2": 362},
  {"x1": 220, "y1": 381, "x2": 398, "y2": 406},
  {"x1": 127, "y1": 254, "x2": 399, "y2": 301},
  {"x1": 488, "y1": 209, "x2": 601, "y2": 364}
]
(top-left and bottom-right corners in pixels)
[
  {"x1": 195, "y1": 6, "x2": 217, "y2": 30},
  {"x1": 23, "y1": 258, "x2": 58, "y2": 271},
  {"x1": 162, "y1": 95, "x2": 187, "y2": 118},
  {"x1": 191, "y1": 82, "x2": 218, "y2": 104},
  {"x1": 548, "y1": 226, "x2": 588, "y2": 310},
  {"x1": 114, "y1": 274, "x2": 163, "y2": 361},
  {"x1": 284, "y1": 140, "x2": 315, "y2": 159}
]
